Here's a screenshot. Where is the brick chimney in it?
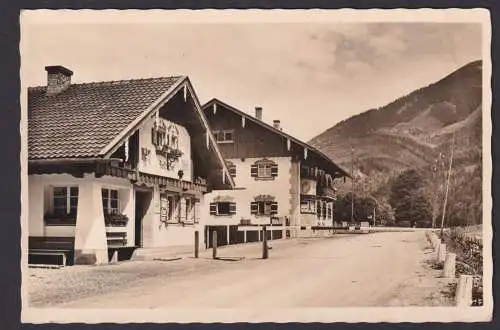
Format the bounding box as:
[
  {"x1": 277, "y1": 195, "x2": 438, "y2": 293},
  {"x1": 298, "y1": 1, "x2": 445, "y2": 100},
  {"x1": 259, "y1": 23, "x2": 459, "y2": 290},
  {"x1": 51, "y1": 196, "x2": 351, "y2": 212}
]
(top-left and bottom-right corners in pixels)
[
  {"x1": 273, "y1": 120, "x2": 281, "y2": 130},
  {"x1": 45, "y1": 65, "x2": 73, "y2": 95},
  {"x1": 255, "y1": 107, "x2": 263, "y2": 121}
]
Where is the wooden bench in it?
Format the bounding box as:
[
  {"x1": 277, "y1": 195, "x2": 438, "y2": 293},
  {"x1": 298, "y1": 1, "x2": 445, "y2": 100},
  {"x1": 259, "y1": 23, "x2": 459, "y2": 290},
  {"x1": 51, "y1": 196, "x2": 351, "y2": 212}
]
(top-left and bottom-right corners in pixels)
[
  {"x1": 29, "y1": 249, "x2": 69, "y2": 266},
  {"x1": 29, "y1": 236, "x2": 75, "y2": 266},
  {"x1": 106, "y1": 232, "x2": 127, "y2": 247}
]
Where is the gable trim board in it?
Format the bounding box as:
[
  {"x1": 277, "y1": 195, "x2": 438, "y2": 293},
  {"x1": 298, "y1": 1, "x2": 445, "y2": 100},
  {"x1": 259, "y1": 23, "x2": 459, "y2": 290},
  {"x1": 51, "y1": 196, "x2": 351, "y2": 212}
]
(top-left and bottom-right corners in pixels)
[{"x1": 98, "y1": 78, "x2": 235, "y2": 189}]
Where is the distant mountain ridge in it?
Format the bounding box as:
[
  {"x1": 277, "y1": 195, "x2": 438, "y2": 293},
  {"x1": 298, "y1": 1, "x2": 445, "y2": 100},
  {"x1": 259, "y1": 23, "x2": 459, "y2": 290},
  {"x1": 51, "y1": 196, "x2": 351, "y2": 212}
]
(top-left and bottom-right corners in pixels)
[{"x1": 309, "y1": 60, "x2": 482, "y2": 199}]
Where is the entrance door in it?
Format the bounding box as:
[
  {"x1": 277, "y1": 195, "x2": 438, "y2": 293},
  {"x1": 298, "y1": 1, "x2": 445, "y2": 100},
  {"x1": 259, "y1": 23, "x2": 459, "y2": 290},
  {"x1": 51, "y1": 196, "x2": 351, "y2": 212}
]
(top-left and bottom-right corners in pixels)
[{"x1": 135, "y1": 190, "x2": 153, "y2": 247}]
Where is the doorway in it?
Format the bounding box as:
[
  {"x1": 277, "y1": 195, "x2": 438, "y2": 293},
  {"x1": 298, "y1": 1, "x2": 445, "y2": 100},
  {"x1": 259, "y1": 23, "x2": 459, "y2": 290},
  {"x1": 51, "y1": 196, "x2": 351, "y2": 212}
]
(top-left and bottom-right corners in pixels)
[{"x1": 135, "y1": 189, "x2": 153, "y2": 247}]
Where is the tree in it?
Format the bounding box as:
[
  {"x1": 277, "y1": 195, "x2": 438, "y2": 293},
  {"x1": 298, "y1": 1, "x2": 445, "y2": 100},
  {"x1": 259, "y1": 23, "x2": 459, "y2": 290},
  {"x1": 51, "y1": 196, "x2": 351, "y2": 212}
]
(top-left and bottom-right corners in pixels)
[
  {"x1": 333, "y1": 192, "x2": 393, "y2": 225},
  {"x1": 389, "y1": 169, "x2": 433, "y2": 227},
  {"x1": 442, "y1": 164, "x2": 482, "y2": 227},
  {"x1": 376, "y1": 199, "x2": 396, "y2": 226}
]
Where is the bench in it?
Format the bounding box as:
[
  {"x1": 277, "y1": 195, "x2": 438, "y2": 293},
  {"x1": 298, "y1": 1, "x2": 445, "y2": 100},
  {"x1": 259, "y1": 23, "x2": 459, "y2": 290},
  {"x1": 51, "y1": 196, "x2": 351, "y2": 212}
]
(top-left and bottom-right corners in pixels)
[
  {"x1": 106, "y1": 232, "x2": 128, "y2": 247},
  {"x1": 29, "y1": 249, "x2": 69, "y2": 266}
]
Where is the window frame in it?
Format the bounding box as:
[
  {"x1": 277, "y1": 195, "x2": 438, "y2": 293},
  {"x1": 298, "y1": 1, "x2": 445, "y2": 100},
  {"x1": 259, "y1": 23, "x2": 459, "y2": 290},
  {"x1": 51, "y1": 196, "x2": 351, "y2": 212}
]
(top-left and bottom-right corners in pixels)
[
  {"x1": 257, "y1": 163, "x2": 272, "y2": 178},
  {"x1": 251, "y1": 159, "x2": 278, "y2": 180},
  {"x1": 52, "y1": 186, "x2": 79, "y2": 217},
  {"x1": 213, "y1": 129, "x2": 234, "y2": 144},
  {"x1": 225, "y1": 161, "x2": 237, "y2": 178},
  {"x1": 251, "y1": 200, "x2": 278, "y2": 217},
  {"x1": 45, "y1": 186, "x2": 79, "y2": 225},
  {"x1": 300, "y1": 198, "x2": 316, "y2": 215},
  {"x1": 160, "y1": 193, "x2": 180, "y2": 223},
  {"x1": 102, "y1": 188, "x2": 120, "y2": 215},
  {"x1": 210, "y1": 201, "x2": 236, "y2": 216}
]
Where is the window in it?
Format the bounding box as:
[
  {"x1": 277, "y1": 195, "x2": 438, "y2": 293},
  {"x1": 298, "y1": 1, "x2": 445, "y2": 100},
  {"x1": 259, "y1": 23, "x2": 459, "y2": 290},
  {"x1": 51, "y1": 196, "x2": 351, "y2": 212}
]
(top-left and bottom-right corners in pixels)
[
  {"x1": 322, "y1": 202, "x2": 327, "y2": 220},
  {"x1": 251, "y1": 201, "x2": 278, "y2": 216},
  {"x1": 225, "y1": 161, "x2": 237, "y2": 178},
  {"x1": 52, "y1": 187, "x2": 79, "y2": 217},
  {"x1": 251, "y1": 159, "x2": 278, "y2": 180},
  {"x1": 213, "y1": 130, "x2": 234, "y2": 143},
  {"x1": 316, "y1": 201, "x2": 321, "y2": 219},
  {"x1": 160, "y1": 194, "x2": 181, "y2": 223},
  {"x1": 151, "y1": 122, "x2": 167, "y2": 150},
  {"x1": 300, "y1": 198, "x2": 315, "y2": 214},
  {"x1": 194, "y1": 199, "x2": 200, "y2": 223},
  {"x1": 184, "y1": 198, "x2": 195, "y2": 223},
  {"x1": 210, "y1": 202, "x2": 236, "y2": 216},
  {"x1": 258, "y1": 164, "x2": 272, "y2": 178},
  {"x1": 168, "y1": 195, "x2": 178, "y2": 222},
  {"x1": 102, "y1": 188, "x2": 119, "y2": 215}
]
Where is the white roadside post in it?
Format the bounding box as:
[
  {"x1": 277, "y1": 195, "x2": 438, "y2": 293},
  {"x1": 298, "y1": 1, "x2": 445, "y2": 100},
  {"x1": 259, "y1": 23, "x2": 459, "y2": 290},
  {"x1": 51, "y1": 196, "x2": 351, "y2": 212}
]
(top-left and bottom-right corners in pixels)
[
  {"x1": 455, "y1": 275, "x2": 474, "y2": 307},
  {"x1": 442, "y1": 252, "x2": 456, "y2": 278},
  {"x1": 436, "y1": 243, "x2": 447, "y2": 263}
]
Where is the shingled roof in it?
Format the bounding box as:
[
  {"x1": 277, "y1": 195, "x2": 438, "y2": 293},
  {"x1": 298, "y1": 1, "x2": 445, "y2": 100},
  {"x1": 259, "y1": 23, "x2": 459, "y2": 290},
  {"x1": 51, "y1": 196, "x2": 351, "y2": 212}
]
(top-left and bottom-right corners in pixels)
[{"x1": 28, "y1": 76, "x2": 184, "y2": 159}]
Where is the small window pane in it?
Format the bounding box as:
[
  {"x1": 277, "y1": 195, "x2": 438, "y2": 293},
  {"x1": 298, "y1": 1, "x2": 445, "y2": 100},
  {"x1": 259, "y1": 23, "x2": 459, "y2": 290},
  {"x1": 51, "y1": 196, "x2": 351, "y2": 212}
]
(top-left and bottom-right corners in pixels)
[
  {"x1": 217, "y1": 202, "x2": 230, "y2": 215},
  {"x1": 53, "y1": 197, "x2": 66, "y2": 207},
  {"x1": 70, "y1": 187, "x2": 79, "y2": 197},
  {"x1": 225, "y1": 131, "x2": 233, "y2": 141},
  {"x1": 110, "y1": 199, "x2": 118, "y2": 209},
  {"x1": 110, "y1": 189, "x2": 118, "y2": 199},
  {"x1": 53, "y1": 187, "x2": 67, "y2": 197},
  {"x1": 102, "y1": 189, "x2": 108, "y2": 198}
]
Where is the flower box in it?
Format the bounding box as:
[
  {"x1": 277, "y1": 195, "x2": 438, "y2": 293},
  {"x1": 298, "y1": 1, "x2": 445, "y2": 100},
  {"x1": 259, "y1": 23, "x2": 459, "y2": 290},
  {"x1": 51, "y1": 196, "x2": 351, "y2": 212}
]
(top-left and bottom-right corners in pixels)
[
  {"x1": 105, "y1": 213, "x2": 129, "y2": 227},
  {"x1": 44, "y1": 213, "x2": 76, "y2": 226}
]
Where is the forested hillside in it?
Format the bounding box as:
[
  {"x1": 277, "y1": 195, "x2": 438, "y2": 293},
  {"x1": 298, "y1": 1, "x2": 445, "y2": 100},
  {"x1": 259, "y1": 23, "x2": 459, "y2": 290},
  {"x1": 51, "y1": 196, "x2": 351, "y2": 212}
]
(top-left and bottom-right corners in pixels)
[{"x1": 312, "y1": 60, "x2": 483, "y2": 227}]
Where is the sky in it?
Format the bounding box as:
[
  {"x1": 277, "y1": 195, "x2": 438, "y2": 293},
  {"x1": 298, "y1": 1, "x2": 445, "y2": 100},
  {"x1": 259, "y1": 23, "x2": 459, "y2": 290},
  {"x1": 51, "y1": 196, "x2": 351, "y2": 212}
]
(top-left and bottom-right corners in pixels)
[{"x1": 21, "y1": 12, "x2": 483, "y2": 141}]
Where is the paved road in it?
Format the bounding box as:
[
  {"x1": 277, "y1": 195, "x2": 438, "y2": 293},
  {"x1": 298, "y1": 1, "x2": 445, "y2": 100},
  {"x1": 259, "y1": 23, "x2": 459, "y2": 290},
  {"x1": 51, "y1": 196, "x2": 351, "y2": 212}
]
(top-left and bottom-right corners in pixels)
[{"x1": 28, "y1": 231, "x2": 451, "y2": 308}]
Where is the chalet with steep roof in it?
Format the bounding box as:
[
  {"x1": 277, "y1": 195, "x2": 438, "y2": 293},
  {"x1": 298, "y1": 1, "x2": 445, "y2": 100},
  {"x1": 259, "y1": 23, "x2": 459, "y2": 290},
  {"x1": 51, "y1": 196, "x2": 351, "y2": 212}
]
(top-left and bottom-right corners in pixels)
[
  {"x1": 201, "y1": 99, "x2": 350, "y2": 246},
  {"x1": 28, "y1": 66, "x2": 234, "y2": 265}
]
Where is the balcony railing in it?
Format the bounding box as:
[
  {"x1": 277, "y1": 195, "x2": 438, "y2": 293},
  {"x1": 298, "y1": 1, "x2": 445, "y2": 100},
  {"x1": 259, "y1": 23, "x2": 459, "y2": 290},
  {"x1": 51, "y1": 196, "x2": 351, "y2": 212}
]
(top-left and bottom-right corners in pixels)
[
  {"x1": 98, "y1": 164, "x2": 208, "y2": 193},
  {"x1": 317, "y1": 186, "x2": 336, "y2": 200}
]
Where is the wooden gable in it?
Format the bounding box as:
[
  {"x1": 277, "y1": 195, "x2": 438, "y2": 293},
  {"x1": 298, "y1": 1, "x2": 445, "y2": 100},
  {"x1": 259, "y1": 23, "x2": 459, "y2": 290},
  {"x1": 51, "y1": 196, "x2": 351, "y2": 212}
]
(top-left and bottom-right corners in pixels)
[{"x1": 203, "y1": 102, "x2": 294, "y2": 159}]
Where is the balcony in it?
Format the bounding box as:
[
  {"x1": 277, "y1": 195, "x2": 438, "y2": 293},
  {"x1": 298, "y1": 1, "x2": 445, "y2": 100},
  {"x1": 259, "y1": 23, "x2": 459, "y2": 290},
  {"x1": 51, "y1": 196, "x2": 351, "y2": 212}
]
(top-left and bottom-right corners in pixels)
[
  {"x1": 98, "y1": 164, "x2": 208, "y2": 194},
  {"x1": 317, "y1": 186, "x2": 337, "y2": 200}
]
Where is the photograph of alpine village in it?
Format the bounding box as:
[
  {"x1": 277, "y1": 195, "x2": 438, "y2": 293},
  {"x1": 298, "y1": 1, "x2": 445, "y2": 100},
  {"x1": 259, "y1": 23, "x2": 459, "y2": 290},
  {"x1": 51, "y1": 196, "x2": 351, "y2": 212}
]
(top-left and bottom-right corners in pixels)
[{"x1": 21, "y1": 10, "x2": 490, "y2": 322}]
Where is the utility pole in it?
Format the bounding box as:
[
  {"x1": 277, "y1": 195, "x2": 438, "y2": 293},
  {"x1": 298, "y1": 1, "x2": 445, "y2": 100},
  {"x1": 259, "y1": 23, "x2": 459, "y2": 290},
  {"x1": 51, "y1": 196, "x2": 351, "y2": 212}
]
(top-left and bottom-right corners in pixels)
[
  {"x1": 440, "y1": 133, "x2": 455, "y2": 240},
  {"x1": 351, "y1": 146, "x2": 355, "y2": 224}
]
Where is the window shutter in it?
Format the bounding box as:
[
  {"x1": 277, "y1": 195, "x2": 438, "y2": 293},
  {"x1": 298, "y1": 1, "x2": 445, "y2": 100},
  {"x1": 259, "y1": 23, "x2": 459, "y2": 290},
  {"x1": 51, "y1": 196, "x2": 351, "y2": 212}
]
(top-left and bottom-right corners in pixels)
[
  {"x1": 210, "y1": 203, "x2": 217, "y2": 215},
  {"x1": 270, "y1": 202, "x2": 278, "y2": 215},
  {"x1": 229, "y1": 202, "x2": 236, "y2": 215},
  {"x1": 271, "y1": 163, "x2": 278, "y2": 177},
  {"x1": 250, "y1": 164, "x2": 258, "y2": 177},
  {"x1": 250, "y1": 202, "x2": 258, "y2": 214},
  {"x1": 151, "y1": 127, "x2": 156, "y2": 145},
  {"x1": 194, "y1": 201, "x2": 200, "y2": 223}
]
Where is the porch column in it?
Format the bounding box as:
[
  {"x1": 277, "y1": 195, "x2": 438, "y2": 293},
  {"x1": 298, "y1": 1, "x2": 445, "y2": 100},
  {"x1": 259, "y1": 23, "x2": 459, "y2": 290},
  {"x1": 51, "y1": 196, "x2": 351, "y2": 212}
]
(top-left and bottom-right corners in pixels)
[
  {"x1": 28, "y1": 178, "x2": 45, "y2": 237},
  {"x1": 226, "y1": 225, "x2": 230, "y2": 245},
  {"x1": 74, "y1": 179, "x2": 108, "y2": 265},
  {"x1": 244, "y1": 230, "x2": 247, "y2": 243},
  {"x1": 122, "y1": 188, "x2": 135, "y2": 247}
]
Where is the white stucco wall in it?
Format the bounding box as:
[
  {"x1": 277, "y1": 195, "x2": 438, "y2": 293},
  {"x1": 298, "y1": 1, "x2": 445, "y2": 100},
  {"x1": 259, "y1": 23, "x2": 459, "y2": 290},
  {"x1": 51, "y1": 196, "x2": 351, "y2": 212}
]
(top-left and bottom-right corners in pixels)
[
  {"x1": 138, "y1": 116, "x2": 193, "y2": 181},
  {"x1": 141, "y1": 185, "x2": 204, "y2": 248},
  {"x1": 205, "y1": 156, "x2": 292, "y2": 226},
  {"x1": 28, "y1": 173, "x2": 135, "y2": 247}
]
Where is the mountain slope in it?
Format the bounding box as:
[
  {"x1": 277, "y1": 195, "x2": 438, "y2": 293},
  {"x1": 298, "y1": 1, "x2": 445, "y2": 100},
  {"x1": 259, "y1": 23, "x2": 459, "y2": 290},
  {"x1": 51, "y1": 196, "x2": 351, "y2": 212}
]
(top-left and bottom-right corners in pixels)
[{"x1": 310, "y1": 60, "x2": 482, "y2": 180}]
